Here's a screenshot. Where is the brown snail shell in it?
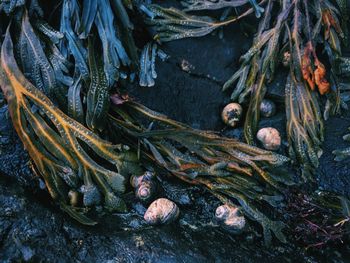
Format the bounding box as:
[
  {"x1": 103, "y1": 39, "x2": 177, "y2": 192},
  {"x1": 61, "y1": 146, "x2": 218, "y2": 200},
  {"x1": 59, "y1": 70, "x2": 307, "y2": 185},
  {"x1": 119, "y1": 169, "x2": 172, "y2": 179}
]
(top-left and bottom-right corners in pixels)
[
  {"x1": 215, "y1": 204, "x2": 246, "y2": 233},
  {"x1": 257, "y1": 127, "x2": 281, "y2": 151},
  {"x1": 144, "y1": 198, "x2": 179, "y2": 225},
  {"x1": 260, "y1": 99, "x2": 276, "y2": 118},
  {"x1": 221, "y1": 103, "x2": 243, "y2": 128}
]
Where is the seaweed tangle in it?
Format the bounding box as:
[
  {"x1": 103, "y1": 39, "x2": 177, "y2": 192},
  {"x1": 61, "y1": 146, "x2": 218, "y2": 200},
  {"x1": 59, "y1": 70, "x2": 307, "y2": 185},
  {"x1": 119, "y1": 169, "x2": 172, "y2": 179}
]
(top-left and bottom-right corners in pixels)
[
  {"x1": 144, "y1": 0, "x2": 348, "y2": 179},
  {"x1": 1, "y1": 0, "x2": 349, "y2": 247},
  {"x1": 0, "y1": 1, "x2": 294, "y2": 245},
  {"x1": 223, "y1": 0, "x2": 346, "y2": 179}
]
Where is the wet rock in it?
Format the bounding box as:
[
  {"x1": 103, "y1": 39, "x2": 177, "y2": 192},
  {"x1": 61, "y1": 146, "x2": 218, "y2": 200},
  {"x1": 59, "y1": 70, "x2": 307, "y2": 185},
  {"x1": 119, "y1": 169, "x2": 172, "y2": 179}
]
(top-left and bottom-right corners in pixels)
[{"x1": 162, "y1": 180, "x2": 194, "y2": 206}]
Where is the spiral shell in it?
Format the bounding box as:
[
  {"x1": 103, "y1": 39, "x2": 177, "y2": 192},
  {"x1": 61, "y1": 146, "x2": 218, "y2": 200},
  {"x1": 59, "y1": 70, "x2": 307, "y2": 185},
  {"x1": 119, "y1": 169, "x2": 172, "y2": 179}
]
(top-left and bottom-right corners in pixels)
[
  {"x1": 131, "y1": 171, "x2": 157, "y2": 202},
  {"x1": 260, "y1": 99, "x2": 276, "y2": 118},
  {"x1": 256, "y1": 127, "x2": 281, "y2": 151},
  {"x1": 215, "y1": 204, "x2": 246, "y2": 233},
  {"x1": 136, "y1": 181, "x2": 156, "y2": 202},
  {"x1": 221, "y1": 103, "x2": 243, "y2": 128},
  {"x1": 144, "y1": 198, "x2": 179, "y2": 225}
]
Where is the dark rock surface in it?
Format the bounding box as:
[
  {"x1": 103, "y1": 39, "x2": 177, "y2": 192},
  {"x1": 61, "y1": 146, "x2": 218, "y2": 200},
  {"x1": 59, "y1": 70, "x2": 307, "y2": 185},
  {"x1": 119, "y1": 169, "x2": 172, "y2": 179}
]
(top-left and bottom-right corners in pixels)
[{"x1": 1, "y1": 15, "x2": 350, "y2": 263}]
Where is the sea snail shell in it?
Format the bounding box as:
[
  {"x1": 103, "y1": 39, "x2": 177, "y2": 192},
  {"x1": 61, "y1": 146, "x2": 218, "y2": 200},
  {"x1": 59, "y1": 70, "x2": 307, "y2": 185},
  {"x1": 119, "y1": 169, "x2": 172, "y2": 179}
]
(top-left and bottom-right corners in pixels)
[
  {"x1": 256, "y1": 127, "x2": 281, "y2": 151},
  {"x1": 260, "y1": 99, "x2": 276, "y2": 118},
  {"x1": 222, "y1": 103, "x2": 243, "y2": 128},
  {"x1": 215, "y1": 204, "x2": 246, "y2": 233},
  {"x1": 131, "y1": 171, "x2": 157, "y2": 202},
  {"x1": 144, "y1": 198, "x2": 179, "y2": 225}
]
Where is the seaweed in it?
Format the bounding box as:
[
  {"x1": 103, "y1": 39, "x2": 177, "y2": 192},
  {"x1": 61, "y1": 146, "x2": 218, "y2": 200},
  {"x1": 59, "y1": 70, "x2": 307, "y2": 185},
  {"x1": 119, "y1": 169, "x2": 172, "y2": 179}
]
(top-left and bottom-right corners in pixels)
[
  {"x1": 142, "y1": 3, "x2": 260, "y2": 42},
  {"x1": 0, "y1": 0, "x2": 348, "y2": 246},
  {"x1": 222, "y1": 0, "x2": 345, "y2": 179},
  {"x1": 108, "y1": 100, "x2": 290, "y2": 244},
  {"x1": 0, "y1": 27, "x2": 142, "y2": 223}
]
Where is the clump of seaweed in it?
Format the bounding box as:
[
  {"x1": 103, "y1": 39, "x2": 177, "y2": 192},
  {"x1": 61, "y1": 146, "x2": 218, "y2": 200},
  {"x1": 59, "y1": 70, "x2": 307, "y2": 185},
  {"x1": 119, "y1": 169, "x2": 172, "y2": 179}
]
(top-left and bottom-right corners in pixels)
[
  {"x1": 1, "y1": 0, "x2": 350, "y2": 247},
  {"x1": 223, "y1": 0, "x2": 346, "y2": 179},
  {"x1": 285, "y1": 190, "x2": 350, "y2": 249},
  {"x1": 0, "y1": 0, "x2": 295, "y2": 245},
  {"x1": 144, "y1": 0, "x2": 348, "y2": 180},
  {"x1": 142, "y1": 1, "x2": 263, "y2": 42},
  {"x1": 1, "y1": 27, "x2": 143, "y2": 224}
]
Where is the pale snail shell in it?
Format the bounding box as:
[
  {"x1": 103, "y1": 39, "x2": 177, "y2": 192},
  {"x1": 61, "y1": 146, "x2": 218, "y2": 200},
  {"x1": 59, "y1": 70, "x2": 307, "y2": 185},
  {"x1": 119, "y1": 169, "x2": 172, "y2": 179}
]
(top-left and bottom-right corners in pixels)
[
  {"x1": 131, "y1": 171, "x2": 157, "y2": 202},
  {"x1": 256, "y1": 127, "x2": 281, "y2": 151},
  {"x1": 221, "y1": 103, "x2": 243, "y2": 128},
  {"x1": 215, "y1": 204, "x2": 246, "y2": 233},
  {"x1": 136, "y1": 181, "x2": 156, "y2": 202},
  {"x1": 260, "y1": 99, "x2": 276, "y2": 118},
  {"x1": 144, "y1": 198, "x2": 179, "y2": 225}
]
